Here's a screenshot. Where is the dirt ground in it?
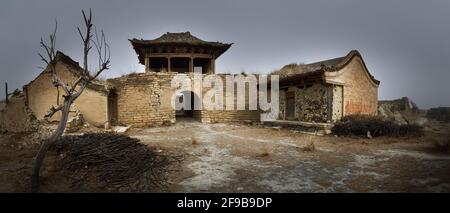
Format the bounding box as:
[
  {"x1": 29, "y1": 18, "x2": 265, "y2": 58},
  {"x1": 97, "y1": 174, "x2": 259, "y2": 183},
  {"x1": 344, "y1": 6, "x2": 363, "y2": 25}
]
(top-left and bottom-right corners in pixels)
[{"x1": 1, "y1": 119, "x2": 450, "y2": 192}]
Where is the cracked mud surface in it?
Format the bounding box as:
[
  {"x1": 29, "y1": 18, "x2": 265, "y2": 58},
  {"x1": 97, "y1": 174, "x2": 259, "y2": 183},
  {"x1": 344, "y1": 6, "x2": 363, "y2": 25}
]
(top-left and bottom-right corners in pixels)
[
  {"x1": 132, "y1": 119, "x2": 450, "y2": 192},
  {"x1": 1, "y1": 119, "x2": 449, "y2": 192}
]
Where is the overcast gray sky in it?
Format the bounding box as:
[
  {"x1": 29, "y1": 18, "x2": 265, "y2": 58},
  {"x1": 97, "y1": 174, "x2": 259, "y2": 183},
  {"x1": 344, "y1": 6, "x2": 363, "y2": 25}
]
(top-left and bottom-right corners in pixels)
[{"x1": 1, "y1": 0, "x2": 449, "y2": 108}]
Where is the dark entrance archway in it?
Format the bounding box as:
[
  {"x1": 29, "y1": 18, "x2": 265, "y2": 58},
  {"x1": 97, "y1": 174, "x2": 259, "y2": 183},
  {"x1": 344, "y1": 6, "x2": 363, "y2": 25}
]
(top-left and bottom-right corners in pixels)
[{"x1": 175, "y1": 91, "x2": 201, "y2": 121}]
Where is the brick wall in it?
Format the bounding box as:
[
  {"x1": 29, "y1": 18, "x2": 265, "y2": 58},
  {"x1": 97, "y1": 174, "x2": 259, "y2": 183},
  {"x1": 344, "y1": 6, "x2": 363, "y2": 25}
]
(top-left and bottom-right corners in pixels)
[
  {"x1": 108, "y1": 72, "x2": 177, "y2": 127},
  {"x1": 109, "y1": 72, "x2": 262, "y2": 127},
  {"x1": 330, "y1": 57, "x2": 378, "y2": 115}
]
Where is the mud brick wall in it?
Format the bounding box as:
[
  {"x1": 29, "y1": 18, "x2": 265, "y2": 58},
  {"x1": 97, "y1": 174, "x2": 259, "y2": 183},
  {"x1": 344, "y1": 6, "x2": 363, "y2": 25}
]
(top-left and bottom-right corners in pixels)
[
  {"x1": 108, "y1": 73, "x2": 177, "y2": 127},
  {"x1": 198, "y1": 110, "x2": 260, "y2": 123},
  {"x1": 0, "y1": 93, "x2": 35, "y2": 133},
  {"x1": 109, "y1": 73, "x2": 261, "y2": 127},
  {"x1": 24, "y1": 61, "x2": 108, "y2": 127},
  {"x1": 198, "y1": 74, "x2": 261, "y2": 123}
]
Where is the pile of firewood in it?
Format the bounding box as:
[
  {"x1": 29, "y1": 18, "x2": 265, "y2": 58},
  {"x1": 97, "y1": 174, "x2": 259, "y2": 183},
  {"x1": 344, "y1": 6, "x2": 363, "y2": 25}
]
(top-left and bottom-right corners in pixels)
[{"x1": 52, "y1": 133, "x2": 178, "y2": 191}]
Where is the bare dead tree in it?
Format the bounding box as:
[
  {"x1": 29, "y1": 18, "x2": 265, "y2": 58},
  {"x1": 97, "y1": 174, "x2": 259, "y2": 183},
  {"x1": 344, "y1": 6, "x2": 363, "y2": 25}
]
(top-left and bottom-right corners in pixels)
[{"x1": 31, "y1": 9, "x2": 110, "y2": 192}]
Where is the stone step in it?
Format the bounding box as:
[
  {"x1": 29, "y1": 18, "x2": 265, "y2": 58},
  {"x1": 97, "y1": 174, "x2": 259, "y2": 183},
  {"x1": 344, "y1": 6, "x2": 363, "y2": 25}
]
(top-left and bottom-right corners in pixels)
[{"x1": 262, "y1": 120, "x2": 334, "y2": 135}]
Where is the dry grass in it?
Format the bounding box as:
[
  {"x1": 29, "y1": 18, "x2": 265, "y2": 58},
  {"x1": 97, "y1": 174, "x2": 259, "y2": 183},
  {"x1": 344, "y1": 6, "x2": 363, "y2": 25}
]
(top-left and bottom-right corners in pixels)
[
  {"x1": 302, "y1": 134, "x2": 316, "y2": 152},
  {"x1": 258, "y1": 145, "x2": 271, "y2": 157},
  {"x1": 191, "y1": 137, "x2": 198, "y2": 145}
]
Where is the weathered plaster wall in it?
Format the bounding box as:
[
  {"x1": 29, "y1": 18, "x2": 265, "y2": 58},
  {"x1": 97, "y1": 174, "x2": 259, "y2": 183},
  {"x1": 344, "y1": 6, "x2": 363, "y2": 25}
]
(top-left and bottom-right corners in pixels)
[
  {"x1": 25, "y1": 61, "x2": 108, "y2": 127},
  {"x1": 331, "y1": 85, "x2": 343, "y2": 121},
  {"x1": 327, "y1": 57, "x2": 378, "y2": 115}
]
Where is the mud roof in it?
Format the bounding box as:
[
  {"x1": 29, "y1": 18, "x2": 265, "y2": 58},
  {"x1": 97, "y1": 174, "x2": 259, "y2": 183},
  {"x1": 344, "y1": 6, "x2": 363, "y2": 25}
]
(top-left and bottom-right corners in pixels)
[{"x1": 273, "y1": 50, "x2": 380, "y2": 85}]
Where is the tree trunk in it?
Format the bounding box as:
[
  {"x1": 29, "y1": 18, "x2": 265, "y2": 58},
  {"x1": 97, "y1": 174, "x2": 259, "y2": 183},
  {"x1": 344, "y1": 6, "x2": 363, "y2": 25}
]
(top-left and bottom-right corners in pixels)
[{"x1": 31, "y1": 101, "x2": 71, "y2": 192}]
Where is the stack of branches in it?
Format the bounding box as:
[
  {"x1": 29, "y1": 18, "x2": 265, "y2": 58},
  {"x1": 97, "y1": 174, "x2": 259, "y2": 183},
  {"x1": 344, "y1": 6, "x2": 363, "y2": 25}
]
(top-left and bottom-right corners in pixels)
[{"x1": 51, "y1": 133, "x2": 180, "y2": 191}]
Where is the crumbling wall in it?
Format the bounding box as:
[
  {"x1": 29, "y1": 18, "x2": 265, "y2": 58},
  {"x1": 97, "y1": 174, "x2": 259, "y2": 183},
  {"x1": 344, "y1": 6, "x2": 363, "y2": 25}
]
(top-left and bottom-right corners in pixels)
[
  {"x1": 108, "y1": 72, "x2": 177, "y2": 127},
  {"x1": 72, "y1": 89, "x2": 108, "y2": 127},
  {"x1": 25, "y1": 61, "x2": 108, "y2": 127},
  {"x1": 378, "y1": 97, "x2": 412, "y2": 112},
  {"x1": 278, "y1": 84, "x2": 329, "y2": 123},
  {"x1": 378, "y1": 97, "x2": 420, "y2": 125},
  {"x1": 0, "y1": 91, "x2": 36, "y2": 133},
  {"x1": 0, "y1": 101, "x2": 5, "y2": 111},
  {"x1": 295, "y1": 84, "x2": 329, "y2": 122}
]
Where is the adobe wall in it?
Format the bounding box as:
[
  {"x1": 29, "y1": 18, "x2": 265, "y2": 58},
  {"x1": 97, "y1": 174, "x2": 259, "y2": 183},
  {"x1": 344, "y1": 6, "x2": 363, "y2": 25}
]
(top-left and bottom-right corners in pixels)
[
  {"x1": 0, "y1": 92, "x2": 35, "y2": 133},
  {"x1": 25, "y1": 61, "x2": 108, "y2": 127},
  {"x1": 109, "y1": 73, "x2": 261, "y2": 127},
  {"x1": 198, "y1": 74, "x2": 261, "y2": 123},
  {"x1": 108, "y1": 72, "x2": 177, "y2": 127}
]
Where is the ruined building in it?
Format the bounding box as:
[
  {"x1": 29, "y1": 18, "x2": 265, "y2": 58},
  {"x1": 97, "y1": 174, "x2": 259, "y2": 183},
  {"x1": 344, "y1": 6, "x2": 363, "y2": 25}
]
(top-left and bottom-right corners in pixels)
[
  {"x1": 274, "y1": 50, "x2": 380, "y2": 123},
  {"x1": 4, "y1": 32, "x2": 379, "y2": 132}
]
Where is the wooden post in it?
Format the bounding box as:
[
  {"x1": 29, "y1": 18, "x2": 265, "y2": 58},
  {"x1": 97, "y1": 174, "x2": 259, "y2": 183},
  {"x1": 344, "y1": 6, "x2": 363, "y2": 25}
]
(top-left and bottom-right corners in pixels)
[
  {"x1": 144, "y1": 57, "x2": 149, "y2": 72},
  {"x1": 189, "y1": 57, "x2": 193, "y2": 73},
  {"x1": 210, "y1": 58, "x2": 215, "y2": 74},
  {"x1": 5, "y1": 82, "x2": 8, "y2": 104},
  {"x1": 167, "y1": 57, "x2": 171, "y2": 72}
]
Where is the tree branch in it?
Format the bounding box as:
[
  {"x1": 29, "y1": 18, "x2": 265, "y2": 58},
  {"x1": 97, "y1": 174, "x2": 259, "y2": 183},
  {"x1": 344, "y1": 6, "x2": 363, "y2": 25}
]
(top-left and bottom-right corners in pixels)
[{"x1": 44, "y1": 105, "x2": 63, "y2": 118}]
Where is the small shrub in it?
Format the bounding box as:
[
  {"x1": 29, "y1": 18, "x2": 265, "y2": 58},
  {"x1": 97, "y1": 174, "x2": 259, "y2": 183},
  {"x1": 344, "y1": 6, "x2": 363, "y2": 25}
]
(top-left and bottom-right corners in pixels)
[
  {"x1": 258, "y1": 146, "x2": 270, "y2": 157},
  {"x1": 332, "y1": 114, "x2": 424, "y2": 138}
]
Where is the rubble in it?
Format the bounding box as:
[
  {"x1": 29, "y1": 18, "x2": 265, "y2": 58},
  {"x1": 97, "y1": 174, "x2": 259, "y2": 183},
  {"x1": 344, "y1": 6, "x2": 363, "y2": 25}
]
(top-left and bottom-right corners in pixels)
[
  {"x1": 65, "y1": 111, "x2": 85, "y2": 133},
  {"x1": 378, "y1": 97, "x2": 425, "y2": 126},
  {"x1": 0, "y1": 90, "x2": 38, "y2": 133},
  {"x1": 112, "y1": 125, "x2": 132, "y2": 133}
]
